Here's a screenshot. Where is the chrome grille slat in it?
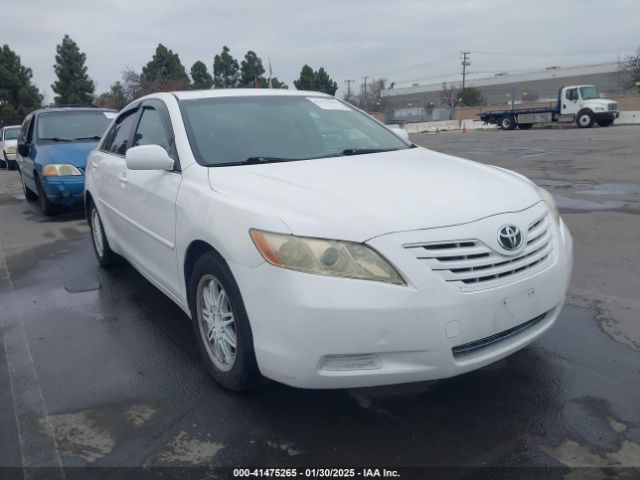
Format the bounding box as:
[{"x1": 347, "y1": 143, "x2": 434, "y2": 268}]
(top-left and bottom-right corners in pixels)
[
  {"x1": 434, "y1": 242, "x2": 552, "y2": 281},
  {"x1": 405, "y1": 212, "x2": 553, "y2": 290}
]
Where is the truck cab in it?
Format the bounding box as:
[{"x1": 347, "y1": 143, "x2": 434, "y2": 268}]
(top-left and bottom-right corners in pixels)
[{"x1": 559, "y1": 85, "x2": 619, "y2": 127}]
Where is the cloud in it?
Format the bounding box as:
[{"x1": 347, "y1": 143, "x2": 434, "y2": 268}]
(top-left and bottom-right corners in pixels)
[{"x1": 2, "y1": 0, "x2": 637, "y2": 101}]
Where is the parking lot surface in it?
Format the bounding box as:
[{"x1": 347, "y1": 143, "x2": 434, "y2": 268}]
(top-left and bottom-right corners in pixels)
[{"x1": 1, "y1": 125, "x2": 639, "y2": 478}]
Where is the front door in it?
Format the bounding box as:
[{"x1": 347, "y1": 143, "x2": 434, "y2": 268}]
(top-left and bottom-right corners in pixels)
[
  {"x1": 116, "y1": 100, "x2": 183, "y2": 298},
  {"x1": 561, "y1": 88, "x2": 581, "y2": 117}
]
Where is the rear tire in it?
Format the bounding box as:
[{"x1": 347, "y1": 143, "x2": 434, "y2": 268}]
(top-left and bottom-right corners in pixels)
[
  {"x1": 89, "y1": 201, "x2": 120, "y2": 268},
  {"x1": 576, "y1": 110, "x2": 594, "y2": 128},
  {"x1": 501, "y1": 115, "x2": 516, "y2": 130},
  {"x1": 20, "y1": 170, "x2": 38, "y2": 200},
  {"x1": 518, "y1": 123, "x2": 533, "y2": 130},
  {"x1": 35, "y1": 176, "x2": 57, "y2": 216},
  {"x1": 188, "y1": 251, "x2": 260, "y2": 391}
]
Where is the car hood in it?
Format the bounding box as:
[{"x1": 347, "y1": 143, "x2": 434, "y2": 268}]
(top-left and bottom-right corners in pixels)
[
  {"x1": 585, "y1": 98, "x2": 616, "y2": 107},
  {"x1": 38, "y1": 142, "x2": 98, "y2": 168},
  {"x1": 207, "y1": 147, "x2": 541, "y2": 241}
]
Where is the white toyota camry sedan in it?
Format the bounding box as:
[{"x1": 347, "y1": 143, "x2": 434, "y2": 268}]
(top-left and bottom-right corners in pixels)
[{"x1": 85, "y1": 90, "x2": 572, "y2": 391}]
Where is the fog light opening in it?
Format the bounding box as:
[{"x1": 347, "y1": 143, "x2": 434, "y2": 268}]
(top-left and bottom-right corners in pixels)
[{"x1": 321, "y1": 354, "x2": 382, "y2": 371}]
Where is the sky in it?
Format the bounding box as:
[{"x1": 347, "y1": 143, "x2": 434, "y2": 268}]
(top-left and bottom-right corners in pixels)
[{"x1": 1, "y1": 0, "x2": 638, "y2": 102}]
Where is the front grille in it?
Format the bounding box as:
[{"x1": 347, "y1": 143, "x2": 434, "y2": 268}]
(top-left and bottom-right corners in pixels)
[
  {"x1": 452, "y1": 311, "x2": 548, "y2": 358},
  {"x1": 608, "y1": 102, "x2": 618, "y2": 111},
  {"x1": 406, "y1": 213, "x2": 553, "y2": 290}
]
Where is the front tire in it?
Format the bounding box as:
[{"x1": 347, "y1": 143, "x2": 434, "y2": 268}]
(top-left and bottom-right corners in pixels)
[
  {"x1": 89, "y1": 202, "x2": 120, "y2": 268},
  {"x1": 35, "y1": 176, "x2": 57, "y2": 216},
  {"x1": 20, "y1": 170, "x2": 38, "y2": 200},
  {"x1": 189, "y1": 252, "x2": 260, "y2": 391},
  {"x1": 501, "y1": 115, "x2": 516, "y2": 130},
  {"x1": 577, "y1": 110, "x2": 594, "y2": 128}
]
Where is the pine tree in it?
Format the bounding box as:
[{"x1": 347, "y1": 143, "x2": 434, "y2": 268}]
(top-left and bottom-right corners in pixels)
[
  {"x1": 239, "y1": 51, "x2": 267, "y2": 88},
  {"x1": 270, "y1": 77, "x2": 288, "y2": 89},
  {"x1": 141, "y1": 44, "x2": 190, "y2": 90},
  {"x1": 51, "y1": 35, "x2": 95, "y2": 105},
  {"x1": 294, "y1": 65, "x2": 337, "y2": 95},
  {"x1": 293, "y1": 65, "x2": 315, "y2": 91},
  {"x1": 0, "y1": 44, "x2": 43, "y2": 124},
  {"x1": 190, "y1": 61, "x2": 213, "y2": 90},
  {"x1": 213, "y1": 46, "x2": 240, "y2": 88}
]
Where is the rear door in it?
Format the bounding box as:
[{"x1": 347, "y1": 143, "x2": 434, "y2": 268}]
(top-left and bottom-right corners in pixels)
[{"x1": 115, "y1": 99, "x2": 183, "y2": 297}]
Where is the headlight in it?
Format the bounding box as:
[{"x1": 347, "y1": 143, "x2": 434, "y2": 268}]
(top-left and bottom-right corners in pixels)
[
  {"x1": 7, "y1": 146, "x2": 16, "y2": 154},
  {"x1": 42, "y1": 164, "x2": 82, "y2": 176},
  {"x1": 537, "y1": 187, "x2": 560, "y2": 225},
  {"x1": 594, "y1": 106, "x2": 605, "y2": 112},
  {"x1": 250, "y1": 229, "x2": 406, "y2": 285}
]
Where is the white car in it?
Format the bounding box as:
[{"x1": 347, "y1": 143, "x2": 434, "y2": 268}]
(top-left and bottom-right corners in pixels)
[
  {"x1": 85, "y1": 90, "x2": 573, "y2": 391},
  {"x1": 1, "y1": 125, "x2": 20, "y2": 170}
]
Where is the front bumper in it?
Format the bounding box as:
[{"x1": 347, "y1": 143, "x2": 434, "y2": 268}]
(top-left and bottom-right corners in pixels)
[
  {"x1": 40, "y1": 175, "x2": 85, "y2": 207},
  {"x1": 231, "y1": 205, "x2": 573, "y2": 389},
  {"x1": 595, "y1": 111, "x2": 619, "y2": 121}
]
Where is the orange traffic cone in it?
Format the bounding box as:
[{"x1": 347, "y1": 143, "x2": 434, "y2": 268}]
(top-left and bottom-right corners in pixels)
[{"x1": 461, "y1": 123, "x2": 467, "y2": 133}]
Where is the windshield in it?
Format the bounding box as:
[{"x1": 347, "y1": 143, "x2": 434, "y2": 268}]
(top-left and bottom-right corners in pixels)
[
  {"x1": 3, "y1": 128, "x2": 19, "y2": 141},
  {"x1": 36, "y1": 110, "x2": 115, "y2": 143},
  {"x1": 579, "y1": 86, "x2": 600, "y2": 100},
  {"x1": 179, "y1": 96, "x2": 411, "y2": 166}
]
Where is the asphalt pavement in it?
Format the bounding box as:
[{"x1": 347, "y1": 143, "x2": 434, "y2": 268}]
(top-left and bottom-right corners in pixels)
[{"x1": 1, "y1": 125, "x2": 639, "y2": 479}]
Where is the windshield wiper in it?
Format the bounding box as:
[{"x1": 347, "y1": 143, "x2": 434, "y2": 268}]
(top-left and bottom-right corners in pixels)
[
  {"x1": 39, "y1": 137, "x2": 71, "y2": 142},
  {"x1": 341, "y1": 148, "x2": 398, "y2": 156},
  {"x1": 74, "y1": 135, "x2": 101, "y2": 141},
  {"x1": 242, "y1": 156, "x2": 293, "y2": 164}
]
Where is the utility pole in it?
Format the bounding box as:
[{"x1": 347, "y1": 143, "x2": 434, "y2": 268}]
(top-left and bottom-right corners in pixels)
[
  {"x1": 267, "y1": 58, "x2": 273, "y2": 89},
  {"x1": 362, "y1": 76, "x2": 369, "y2": 100},
  {"x1": 344, "y1": 79, "x2": 355, "y2": 102},
  {"x1": 460, "y1": 51, "x2": 470, "y2": 92}
]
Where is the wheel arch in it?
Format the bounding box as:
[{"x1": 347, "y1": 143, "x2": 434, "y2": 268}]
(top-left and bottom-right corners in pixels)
[{"x1": 183, "y1": 240, "x2": 228, "y2": 307}]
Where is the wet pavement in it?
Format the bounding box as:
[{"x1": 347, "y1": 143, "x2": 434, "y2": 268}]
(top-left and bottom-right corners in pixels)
[{"x1": 1, "y1": 126, "x2": 640, "y2": 479}]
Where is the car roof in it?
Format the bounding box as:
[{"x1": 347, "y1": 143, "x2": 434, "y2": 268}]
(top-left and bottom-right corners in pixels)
[
  {"x1": 1, "y1": 125, "x2": 21, "y2": 130},
  {"x1": 170, "y1": 88, "x2": 332, "y2": 101},
  {"x1": 35, "y1": 106, "x2": 116, "y2": 115}
]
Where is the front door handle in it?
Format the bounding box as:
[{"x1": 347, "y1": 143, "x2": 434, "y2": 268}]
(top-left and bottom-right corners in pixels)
[{"x1": 119, "y1": 173, "x2": 128, "y2": 184}]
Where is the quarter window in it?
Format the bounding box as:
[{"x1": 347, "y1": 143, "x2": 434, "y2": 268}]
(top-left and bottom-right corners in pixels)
[{"x1": 103, "y1": 110, "x2": 138, "y2": 156}]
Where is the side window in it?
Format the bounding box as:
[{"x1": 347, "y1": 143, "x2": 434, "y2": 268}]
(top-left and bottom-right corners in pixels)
[
  {"x1": 565, "y1": 89, "x2": 577, "y2": 101},
  {"x1": 21, "y1": 115, "x2": 34, "y2": 143},
  {"x1": 133, "y1": 107, "x2": 172, "y2": 154},
  {"x1": 102, "y1": 110, "x2": 138, "y2": 156}
]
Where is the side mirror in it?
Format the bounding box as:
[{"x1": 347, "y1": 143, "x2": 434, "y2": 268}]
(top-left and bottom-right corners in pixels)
[
  {"x1": 125, "y1": 145, "x2": 174, "y2": 171},
  {"x1": 389, "y1": 125, "x2": 410, "y2": 141},
  {"x1": 17, "y1": 142, "x2": 30, "y2": 157}
]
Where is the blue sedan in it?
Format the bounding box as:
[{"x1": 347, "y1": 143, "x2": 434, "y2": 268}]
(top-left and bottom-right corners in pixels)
[{"x1": 17, "y1": 107, "x2": 116, "y2": 215}]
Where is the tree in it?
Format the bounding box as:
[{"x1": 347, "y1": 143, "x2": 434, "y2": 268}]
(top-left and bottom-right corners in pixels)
[
  {"x1": 313, "y1": 68, "x2": 338, "y2": 96},
  {"x1": 270, "y1": 77, "x2": 288, "y2": 89},
  {"x1": 293, "y1": 65, "x2": 338, "y2": 95},
  {"x1": 213, "y1": 46, "x2": 240, "y2": 88},
  {"x1": 141, "y1": 44, "x2": 190, "y2": 91},
  {"x1": 51, "y1": 34, "x2": 95, "y2": 105},
  {"x1": 350, "y1": 78, "x2": 387, "y2": 111},
  {"x1": 0, "y1": 44, "x2": 43, "y2": 125},
  {"x1": 617, "y1": 46, "x2": 640, "y2": 92},
  {"x1": 239, "y1": 50, "x2": 267, "y2": 88},
  {"x1": 293, "y1": 65, "x2": 315, "y2": 90},
  {"x1": 459, "y1": 87, "x2": 484, "y2": 106},
  {"x1": 191, "y1": 60, "x2": 213, "y2": 90},
  {"x1": 95, "y1": 81, "x2": 128, "y2": 110}
]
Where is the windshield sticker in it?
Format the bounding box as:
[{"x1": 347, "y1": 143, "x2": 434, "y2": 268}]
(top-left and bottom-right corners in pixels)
[
  {"x1": 103, "y1": 112, "x2": 117, "y2": 119},
  {"x1": 307, "y1": 97, "x2": 350, "y2": 111}
]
